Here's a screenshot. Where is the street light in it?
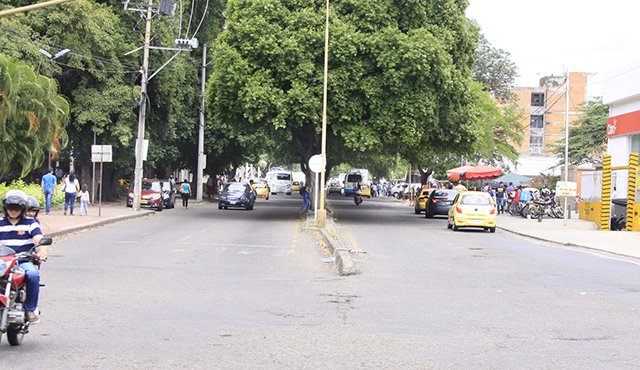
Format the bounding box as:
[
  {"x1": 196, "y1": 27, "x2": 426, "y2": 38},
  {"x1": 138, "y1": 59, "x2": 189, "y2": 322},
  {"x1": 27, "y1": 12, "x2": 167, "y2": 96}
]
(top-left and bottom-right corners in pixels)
[
  {"x1": 39, "y1": 48, "x2": 70, "y2": 60},
  {"x1": 38, "y1": 48, "x2": 70, "y2": 169}
]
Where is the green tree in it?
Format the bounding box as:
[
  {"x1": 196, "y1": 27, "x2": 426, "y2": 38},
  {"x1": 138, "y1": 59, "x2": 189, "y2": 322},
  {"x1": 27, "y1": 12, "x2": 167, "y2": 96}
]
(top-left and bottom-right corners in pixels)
[
  {"x1": 472, "y1": 32, "x2": 518, "y2": 103},
  {"x1": 0, "y1": 0, "x2": 225, "y2": 197},
  {"x1": 0, "y1": 56, "x2": 69, "y2": 178},
  {"x1": 208, "y1": 0, "x2": 480, "y2": 183},
  {"x1": 552, "y1": 97, "x2": 608, "y2": 165}
]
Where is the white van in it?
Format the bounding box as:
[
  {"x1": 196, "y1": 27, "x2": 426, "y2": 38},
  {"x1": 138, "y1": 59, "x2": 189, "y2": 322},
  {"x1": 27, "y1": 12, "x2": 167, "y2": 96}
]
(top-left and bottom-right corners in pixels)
[
  {"x1": 266, "y1": 170, "x2": 293, "y2": 195},
  {"x1": 342, "y1": 169, "x2": 370, "y2": 197}
]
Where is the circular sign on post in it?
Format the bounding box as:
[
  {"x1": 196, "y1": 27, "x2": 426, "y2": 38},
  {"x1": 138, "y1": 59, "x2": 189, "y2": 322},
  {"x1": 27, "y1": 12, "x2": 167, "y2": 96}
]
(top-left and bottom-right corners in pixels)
[{"x1": 308, "y1": 154, "x2": 326, "y2": 173}]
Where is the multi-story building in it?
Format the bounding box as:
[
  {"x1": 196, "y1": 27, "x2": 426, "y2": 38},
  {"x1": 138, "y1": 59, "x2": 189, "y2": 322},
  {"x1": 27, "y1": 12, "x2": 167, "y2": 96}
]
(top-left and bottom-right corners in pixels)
[{"x1": 511, "y1": 72, "x2": 589, "y2": 177}]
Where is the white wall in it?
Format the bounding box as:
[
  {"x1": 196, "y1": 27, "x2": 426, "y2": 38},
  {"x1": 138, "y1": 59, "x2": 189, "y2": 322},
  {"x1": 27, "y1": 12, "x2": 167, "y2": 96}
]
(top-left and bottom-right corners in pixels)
[
  {"x1": 603, "y1": 61, "x2": 640, "y2": 107},
  {"x1": 607, "y1": 136, "x2": 630, "y2": 167}
]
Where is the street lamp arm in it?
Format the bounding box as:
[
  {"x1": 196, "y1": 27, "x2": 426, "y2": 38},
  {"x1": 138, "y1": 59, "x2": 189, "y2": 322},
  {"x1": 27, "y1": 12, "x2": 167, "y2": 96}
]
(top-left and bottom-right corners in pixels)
[
  {"x1": 0, "y1": 0, "x2": 76, "y2": 17},
  {"x1": 38, "y1": 49, "x2": 53, "y2": 59},
  {"x1": 54, "y1": 49, "x2": 70, "y2": 59}
]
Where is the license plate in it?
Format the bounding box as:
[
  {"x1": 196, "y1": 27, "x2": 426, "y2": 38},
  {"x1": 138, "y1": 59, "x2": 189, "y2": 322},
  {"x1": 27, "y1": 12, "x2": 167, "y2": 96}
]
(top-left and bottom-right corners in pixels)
[
  {"x1": 140, "y1": 200, "x2": 148, "y2": 205},
  {"x1": 230, "y1": 201, "x2": 237, "y2": 205},
  {"x1": 469, "y1": 219, "x2": 482, "y2": 224}
]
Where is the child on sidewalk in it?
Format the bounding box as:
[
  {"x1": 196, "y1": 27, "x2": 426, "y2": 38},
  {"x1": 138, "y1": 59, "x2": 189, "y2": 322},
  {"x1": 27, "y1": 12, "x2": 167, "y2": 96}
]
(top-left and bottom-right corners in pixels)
[{"x1": 79, "y1": 184, "x2": 90, "y2": 216}]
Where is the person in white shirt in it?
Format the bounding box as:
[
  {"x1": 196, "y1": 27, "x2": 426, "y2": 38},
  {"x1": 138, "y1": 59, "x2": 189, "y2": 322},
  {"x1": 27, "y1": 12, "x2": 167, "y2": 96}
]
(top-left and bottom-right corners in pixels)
[
  {"x1": 79, "y1": 184, "x2": 90, "y2": 215},
  {"x1": 61, "y1": 172, "x2": 80, "y2": 215}
]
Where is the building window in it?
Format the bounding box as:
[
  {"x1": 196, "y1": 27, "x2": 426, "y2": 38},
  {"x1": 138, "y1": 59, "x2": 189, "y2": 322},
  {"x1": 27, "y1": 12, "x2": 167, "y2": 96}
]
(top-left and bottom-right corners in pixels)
[
  {"x1": 529, "y1": 134, "x2": 544, "y2": 154},
  {"x1": 530, "y1": 136, "x2": 544, "y2": 145},
  {"x1": 631, "y1": 134, "x2": 640, "y2": 152},
  {"x1": 530, "y1": 115, "x2": 544, "y2": 129},
  {"x1": 531, "y1": 92, "x2": 545, "y2": 107}
]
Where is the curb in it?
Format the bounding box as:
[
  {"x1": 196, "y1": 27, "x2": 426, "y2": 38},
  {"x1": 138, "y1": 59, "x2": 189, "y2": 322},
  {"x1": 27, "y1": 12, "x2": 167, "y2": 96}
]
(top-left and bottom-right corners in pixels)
[
  {"x1": 496, "y1": 226, "x2": 640, "y2": 261},
  {"x1": 48, "y1": 210, "x2": 154, "y2": 238},
  {"x1": 318, "y1": 227, "x2": 357, "y2": 276},
  {"x1": 318, "y1": 203, "x2": 357, "y2": 276}
]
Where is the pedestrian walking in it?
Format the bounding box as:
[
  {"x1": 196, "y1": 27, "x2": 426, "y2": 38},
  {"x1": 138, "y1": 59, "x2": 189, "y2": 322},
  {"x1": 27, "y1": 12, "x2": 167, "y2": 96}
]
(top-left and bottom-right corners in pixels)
[
  {"x1": 180, "y1": 180, "x2": 191, "y2": 209},
  {"x1": 299, "y1": 186, "x2": 311, "y2": 214},
  {"x1": 495, "y1": 181, "x2": 506, "y2": 214},
  {"x1": 61, "y1": 172, "x2": 80, "y2": 215},
  {"x1": 79, "y1": 184, "x2": 90, "y2": 216},
  {"x1": 40, "y1": 167, "x2": 57, "y2": 215}
]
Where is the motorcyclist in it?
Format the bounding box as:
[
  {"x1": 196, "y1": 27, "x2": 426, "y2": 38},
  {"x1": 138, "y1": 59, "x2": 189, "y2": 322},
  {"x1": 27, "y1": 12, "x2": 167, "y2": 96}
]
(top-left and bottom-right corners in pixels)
[
  {"x1": 26, "y1": 196, "x2": 41, "y2": 221},
  {"x1": 0, "y1": 190, "x2": 46, "y2": 324},
  {"x1": 353, "y1": 182, "x2": 363, "y2": 205}
]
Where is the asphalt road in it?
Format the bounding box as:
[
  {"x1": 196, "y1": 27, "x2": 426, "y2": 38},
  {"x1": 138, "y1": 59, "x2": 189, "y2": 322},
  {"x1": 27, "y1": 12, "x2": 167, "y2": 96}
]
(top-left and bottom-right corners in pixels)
[{"x1": 4, "y1": 194, "x2": 640, "y2": 369}]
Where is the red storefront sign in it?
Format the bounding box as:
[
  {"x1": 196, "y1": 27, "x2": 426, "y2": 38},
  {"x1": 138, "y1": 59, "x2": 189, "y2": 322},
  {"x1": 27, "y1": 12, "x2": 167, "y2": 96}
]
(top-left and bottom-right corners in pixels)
[{"x1": 607, "y1": 110, "x2": 640, "y2": 137}]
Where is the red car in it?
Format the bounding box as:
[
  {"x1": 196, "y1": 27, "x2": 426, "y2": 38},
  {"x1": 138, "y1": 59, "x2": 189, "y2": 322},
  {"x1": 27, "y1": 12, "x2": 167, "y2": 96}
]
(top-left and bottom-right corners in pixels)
[{"x1": 126, "y1": 179, "x2": 164, "y2": 211}]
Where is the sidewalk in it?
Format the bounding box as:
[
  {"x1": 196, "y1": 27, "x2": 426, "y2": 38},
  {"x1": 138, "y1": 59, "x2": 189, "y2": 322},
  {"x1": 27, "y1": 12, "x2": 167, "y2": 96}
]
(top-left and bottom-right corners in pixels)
[
  {"x1": 496, "y1": 214, "x2": 640, "y2": 260},
  {"x1": 37, "y1": 202, "x2": 154, "y2": 237}
]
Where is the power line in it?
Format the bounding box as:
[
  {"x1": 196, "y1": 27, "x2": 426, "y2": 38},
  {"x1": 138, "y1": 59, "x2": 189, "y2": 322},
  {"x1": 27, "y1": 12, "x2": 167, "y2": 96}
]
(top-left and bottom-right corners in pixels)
[
  {"x1": 191, "y1": 0, "x2": 210, "y2": 39},
  {"x1": 588, "y1": 63, "x2": 640, "y2": 86}
]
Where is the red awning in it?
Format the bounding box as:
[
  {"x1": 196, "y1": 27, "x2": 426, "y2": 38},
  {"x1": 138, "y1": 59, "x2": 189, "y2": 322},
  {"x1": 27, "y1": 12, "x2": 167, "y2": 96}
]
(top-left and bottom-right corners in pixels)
[{"x1": 446, "y1": 165, "x2": 502, "y2": 181}]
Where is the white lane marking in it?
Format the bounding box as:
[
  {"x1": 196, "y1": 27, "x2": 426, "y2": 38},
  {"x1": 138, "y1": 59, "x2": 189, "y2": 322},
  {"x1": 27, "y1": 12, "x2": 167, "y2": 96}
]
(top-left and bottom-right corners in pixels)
[{"x1": 206, "y1": 242, "x2": 285, "y2": 249}]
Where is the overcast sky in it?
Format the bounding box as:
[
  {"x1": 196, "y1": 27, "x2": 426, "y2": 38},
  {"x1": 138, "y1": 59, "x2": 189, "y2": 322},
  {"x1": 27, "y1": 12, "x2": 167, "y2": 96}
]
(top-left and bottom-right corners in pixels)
[{"x1": 466, "y1": 1, "x2": 640, "y2": 89}]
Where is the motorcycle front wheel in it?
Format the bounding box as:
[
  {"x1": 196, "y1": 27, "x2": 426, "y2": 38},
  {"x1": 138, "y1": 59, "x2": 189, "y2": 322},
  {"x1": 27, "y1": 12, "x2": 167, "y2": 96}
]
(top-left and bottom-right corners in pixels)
[{"x1": 7, "y1": 325, "x2": 24, "y2": 346}]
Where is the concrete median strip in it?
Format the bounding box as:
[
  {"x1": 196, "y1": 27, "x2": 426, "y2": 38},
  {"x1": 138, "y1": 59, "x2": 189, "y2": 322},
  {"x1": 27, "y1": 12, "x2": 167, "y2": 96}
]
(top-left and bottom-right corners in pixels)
[
  {"x1": 309, "y1": 206, "x2": 357, "y2": 276},
  {"x1": 318, "y1": 227, "x2": 357, "y2": 276}
]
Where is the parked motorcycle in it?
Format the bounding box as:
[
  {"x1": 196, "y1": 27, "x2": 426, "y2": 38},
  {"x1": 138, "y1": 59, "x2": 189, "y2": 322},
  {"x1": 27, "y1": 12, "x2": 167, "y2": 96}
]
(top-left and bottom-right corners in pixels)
[{"x1": 0, "y1": 237, "x2": 52, "y2": 346}]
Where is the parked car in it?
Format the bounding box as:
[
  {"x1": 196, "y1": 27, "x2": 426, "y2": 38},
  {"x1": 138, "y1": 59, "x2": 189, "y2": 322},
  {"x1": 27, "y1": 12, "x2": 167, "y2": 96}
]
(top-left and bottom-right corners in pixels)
[
  {"x1": 390, "y1": 183, "x2": 408, "y2": 198},
  {"x1": 414, "y1": 187, "x2": 434, "y2": 214},
  {"x1": 292, "y1": 181, "x2": 301, "y2": 192},
  {"x1": 218, "y1": 182, "x2": 257, "y2": 210},
  {"x1": 251, "y1": 180, "x2": 270, "y2": 200},
  {"x1": 447, "y1": 191, "x2": 496, "y2": 232},
  {"x1": 126, "y1": 179, "x2": 164, "y2": 211},
  {"x1": 425, "y1": 189, "x2": 458, "y2": 218},
  {"x1": 159, "y1": 179, "x2": 176, "y2": 208},
  {"x1": 326, "y1": 179, "x2": 342, "y2": 194}
]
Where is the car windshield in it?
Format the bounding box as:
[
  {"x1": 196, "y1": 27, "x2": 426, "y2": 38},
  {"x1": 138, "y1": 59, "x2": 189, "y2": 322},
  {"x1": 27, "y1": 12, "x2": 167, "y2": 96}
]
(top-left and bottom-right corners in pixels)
[
  {"x1": 460, "y1": 194, "x2": 491, "y2": 205},
  {"x1": 255, "y1": 183, "x2": 267, "y2": 188},
  {"x1": 223, "y1": 183, "x2": 246, "y2": 192},
  {"x1": 142, "y1": 181, "x2": 161, "y2": 192},
  {"x1": 276, "y1": 173, "x2": 291, "y2": 181},
  {"x1": 433, "y1": 190, "x2": 457, "y2": 200}
]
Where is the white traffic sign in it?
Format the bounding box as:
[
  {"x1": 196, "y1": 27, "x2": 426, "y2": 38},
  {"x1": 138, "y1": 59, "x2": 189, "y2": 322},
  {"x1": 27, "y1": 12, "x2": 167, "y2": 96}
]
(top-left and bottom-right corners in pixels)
[
  {"x1": 308, "y1": 154, "x2": 326, "y2": 173},
  {"x1": 555, "y1": 181, "x2": 577, "y2": 197},
  {"x1": 91, "y1": 145, "x2": 113, "y2": 162}
]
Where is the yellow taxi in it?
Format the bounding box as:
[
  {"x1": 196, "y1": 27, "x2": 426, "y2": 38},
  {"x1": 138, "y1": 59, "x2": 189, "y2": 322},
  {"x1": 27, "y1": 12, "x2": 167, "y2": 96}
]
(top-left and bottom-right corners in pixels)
[
  {"x1": 447, "y1": 191, "x2": 496, "y2": 232},
  {"x1": 251, "y1": 181, "x2": 270, "y2": 200},
  {"x1": 292, "y1": 181, "x2": 301, "y2": 192},
  {"x1": 359, "y1": 183, "x2": 371, "y2": 198},
  {"x1": 414, "y1": 187, "x2": 434, "y2": 214}
]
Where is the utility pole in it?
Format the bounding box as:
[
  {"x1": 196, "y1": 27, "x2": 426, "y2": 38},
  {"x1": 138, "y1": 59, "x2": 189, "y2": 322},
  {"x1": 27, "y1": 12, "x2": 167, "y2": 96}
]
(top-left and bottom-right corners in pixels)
[
  {"x1": 132, "y1": 0, "x2": 153, "y2": 211},
  {"x1": 563, "y1": 71, "x2": 570, "y2": 226},
  {"x1": 196, "y1": 45, "x2": 207, "y2": 201},
  {"x1": 317, "y1": 0, "x2": 330, "y2": 226}
]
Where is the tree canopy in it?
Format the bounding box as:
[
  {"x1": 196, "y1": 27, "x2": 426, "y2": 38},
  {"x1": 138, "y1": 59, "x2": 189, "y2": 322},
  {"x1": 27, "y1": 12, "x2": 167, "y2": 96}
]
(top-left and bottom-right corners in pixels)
[
  {"x1": 552, "y1": 98, "x2": 608, "y2": 165},
  {"x1": 0, "y1": 56, "x2": 69, "y2": 178},
  {"x1": 208, "y1": 0, "x2": 484, "y2": 181}
]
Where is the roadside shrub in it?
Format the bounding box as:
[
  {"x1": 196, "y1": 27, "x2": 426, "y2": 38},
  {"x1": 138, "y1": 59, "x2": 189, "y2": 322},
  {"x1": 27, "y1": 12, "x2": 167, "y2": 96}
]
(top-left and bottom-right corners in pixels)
[{"x1": 0, "y1": 180, "x2": 64, "y2": 208}]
